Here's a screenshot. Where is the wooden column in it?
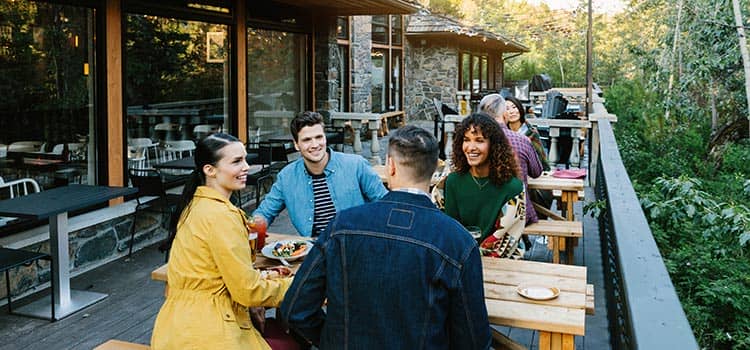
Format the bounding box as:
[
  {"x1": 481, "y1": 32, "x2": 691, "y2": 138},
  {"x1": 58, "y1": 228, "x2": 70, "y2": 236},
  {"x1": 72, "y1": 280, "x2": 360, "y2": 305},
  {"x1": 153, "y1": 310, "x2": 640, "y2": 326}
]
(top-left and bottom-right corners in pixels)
[
  {"x1": 106, "y1": 0, "x2": 124, "y2": 205},
  {"x1": 234, "y1": 0, "x2": 247, "y2": 143}
]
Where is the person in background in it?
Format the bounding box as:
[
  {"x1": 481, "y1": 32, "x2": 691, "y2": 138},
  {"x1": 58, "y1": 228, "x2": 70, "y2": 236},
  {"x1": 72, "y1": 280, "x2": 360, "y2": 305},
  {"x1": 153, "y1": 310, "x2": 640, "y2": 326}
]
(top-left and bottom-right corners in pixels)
[
  {"x1": 504, "y1": 95, "x2": 550, "y2": 172},
  {"x1": 280, "y1": 126, "x2": 492, "y2": 349},
  {"x1": 479, "y1": 94, "x2": 543, "y2": 238},
  {"x1": 443, "y1": 113, "x2": 524, "y2": 241},
  {"x1": 151, "y1": 133, "x2": 291, "y2": 350},
  {"x1": 253, "y1": 111, "x2": 388, "y2": 237},
  {"x1": 505, "y1": 95, "x2": 555, "y2": 221}
]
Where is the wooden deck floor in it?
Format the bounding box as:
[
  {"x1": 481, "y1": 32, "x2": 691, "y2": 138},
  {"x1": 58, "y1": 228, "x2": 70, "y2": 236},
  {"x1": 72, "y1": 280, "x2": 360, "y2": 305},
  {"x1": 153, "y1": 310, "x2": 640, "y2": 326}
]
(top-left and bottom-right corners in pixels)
[
  {"x1": 0, "y1": 128, "x2": 611, "y2": 349},
  {"x1": 0, "y1": 191, "x2": 611, "y2": 349}
]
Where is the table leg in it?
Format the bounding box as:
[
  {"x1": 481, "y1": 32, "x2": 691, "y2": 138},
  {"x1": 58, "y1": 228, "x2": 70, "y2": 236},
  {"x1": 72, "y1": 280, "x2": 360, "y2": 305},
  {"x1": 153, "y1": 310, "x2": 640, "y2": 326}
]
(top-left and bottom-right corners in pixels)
[
  {"x1": 13, "y1": 212, "x2": 108, "y2": 320},
  {"x1": 552, "y1": 237, "x2": 560, "y2": 264},
  {"x1": 538, "y1": 332, "x2": 574, "y2": 350}
]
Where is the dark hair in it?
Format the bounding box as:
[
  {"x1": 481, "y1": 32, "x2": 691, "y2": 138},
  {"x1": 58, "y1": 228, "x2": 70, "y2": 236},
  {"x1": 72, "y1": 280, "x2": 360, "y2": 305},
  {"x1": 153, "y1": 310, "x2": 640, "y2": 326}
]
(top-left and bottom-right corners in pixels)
[
  {"x1": 387, "y1": 125, "x2": 439, "y2": 183},
  {"x1": 166, "y1": 133, "x2": 241, "y2": 246},
  {"x1": 290, "y1": 111, "x2": 325, "y2": 142},
  {"x1": 505, "y1": 96, "x2": 527, "y2": 124},
  {"x1": 450, "y1": 113, "x2": 520, "y2": 186}
]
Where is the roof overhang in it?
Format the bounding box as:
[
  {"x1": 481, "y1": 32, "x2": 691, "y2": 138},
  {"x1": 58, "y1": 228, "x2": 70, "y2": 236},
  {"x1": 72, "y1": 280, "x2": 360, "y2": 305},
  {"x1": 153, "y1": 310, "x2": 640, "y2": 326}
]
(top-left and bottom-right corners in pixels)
[
  {"x1": 407, "y1": 32, "x2": 528, "y2": 53},
  {"x1": 406, "y1": 13, "x2": 528, "y2": 53},
  {"x1": 270, "y1": 0, "x2": 420, "y2": 15}
]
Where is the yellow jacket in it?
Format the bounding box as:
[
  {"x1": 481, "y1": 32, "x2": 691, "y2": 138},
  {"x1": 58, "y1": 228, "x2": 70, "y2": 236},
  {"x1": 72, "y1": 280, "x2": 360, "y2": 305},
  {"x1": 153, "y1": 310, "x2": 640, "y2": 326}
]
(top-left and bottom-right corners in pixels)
[{"x1": 151, "y1": 186, "x2": 292, "y2": 350}]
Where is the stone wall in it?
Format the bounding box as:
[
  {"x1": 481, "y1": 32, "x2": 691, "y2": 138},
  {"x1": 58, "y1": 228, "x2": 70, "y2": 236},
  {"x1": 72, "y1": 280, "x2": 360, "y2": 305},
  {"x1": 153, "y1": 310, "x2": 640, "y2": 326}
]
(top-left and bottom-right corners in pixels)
[
  {"x1": 350, "y1": 16, "x2": 373, "y2": 113},
  {"x1": 314, "y1": 16, "x2": 339, "y2": 112},
  {"x1": 404, "y1": 37, "x2": 459, "y2": 121},
  {"x1": 0, "y1": 209, "x2": 167, "y2": 301}
]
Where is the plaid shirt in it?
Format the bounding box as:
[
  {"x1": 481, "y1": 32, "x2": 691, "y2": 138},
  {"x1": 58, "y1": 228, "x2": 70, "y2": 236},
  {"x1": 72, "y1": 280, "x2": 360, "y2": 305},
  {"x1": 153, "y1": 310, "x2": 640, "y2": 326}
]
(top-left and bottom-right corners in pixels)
[{"x1": 501, "y1": 123, "x2": 543, "y2": 224}]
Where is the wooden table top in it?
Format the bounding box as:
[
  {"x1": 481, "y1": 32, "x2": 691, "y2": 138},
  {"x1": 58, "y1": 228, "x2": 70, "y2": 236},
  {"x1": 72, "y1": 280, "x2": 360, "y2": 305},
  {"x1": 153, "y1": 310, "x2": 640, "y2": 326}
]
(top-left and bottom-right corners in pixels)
[
  {"x1": 482, "y1": 258, "x2": 587, "y2": 336},
  {"x1": 527, "y1": 173, "x2": 584, "y2": 192},
  {"x1": 151, "y1": 232, "x2": 306, "y2": 282}
]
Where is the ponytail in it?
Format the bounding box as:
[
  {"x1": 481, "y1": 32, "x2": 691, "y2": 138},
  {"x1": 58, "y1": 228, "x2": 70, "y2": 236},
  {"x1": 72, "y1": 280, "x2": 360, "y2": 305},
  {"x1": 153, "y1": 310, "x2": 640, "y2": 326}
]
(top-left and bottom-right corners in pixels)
[{"x1": 163, "y1": 133, "x2": 240, "y2": 252}]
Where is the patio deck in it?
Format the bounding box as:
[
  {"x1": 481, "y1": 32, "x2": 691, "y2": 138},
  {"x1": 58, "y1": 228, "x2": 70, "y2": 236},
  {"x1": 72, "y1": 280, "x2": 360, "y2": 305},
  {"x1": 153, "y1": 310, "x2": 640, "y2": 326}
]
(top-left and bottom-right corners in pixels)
[{"x1": 0, "y1": 123, "x2": 611, "y2": 349}]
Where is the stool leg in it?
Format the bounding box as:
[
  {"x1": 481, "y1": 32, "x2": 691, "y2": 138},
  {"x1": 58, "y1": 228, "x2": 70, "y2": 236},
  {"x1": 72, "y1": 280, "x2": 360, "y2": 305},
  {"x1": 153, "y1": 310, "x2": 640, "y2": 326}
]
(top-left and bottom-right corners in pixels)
[
  {"x1": 5, "y1": 270, "x2": 11, "y2": 314},
  {"x1": 49, "y1": 257, "x2": 55, "y2": 321},
  {"x1": 128, "y1": 208, "x2": 140, "y2": 257}
]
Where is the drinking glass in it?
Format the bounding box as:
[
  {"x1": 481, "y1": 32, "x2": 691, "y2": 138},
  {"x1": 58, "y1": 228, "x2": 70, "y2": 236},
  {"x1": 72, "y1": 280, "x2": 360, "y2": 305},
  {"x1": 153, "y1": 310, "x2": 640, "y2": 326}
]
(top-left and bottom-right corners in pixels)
[{"x1": 465, "y1": 226, "x2": 482, "y2": 240}]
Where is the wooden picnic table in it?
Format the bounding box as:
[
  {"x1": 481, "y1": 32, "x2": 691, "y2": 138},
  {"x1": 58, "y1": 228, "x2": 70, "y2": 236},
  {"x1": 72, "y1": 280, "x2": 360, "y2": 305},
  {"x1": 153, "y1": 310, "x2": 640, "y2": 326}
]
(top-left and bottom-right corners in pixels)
[
  {"x1": 527, "y1": 172, "x2": 585, "y2": 263},
  {"x1": 483, "y1": 257, "x2": 589, "y2": 350}
]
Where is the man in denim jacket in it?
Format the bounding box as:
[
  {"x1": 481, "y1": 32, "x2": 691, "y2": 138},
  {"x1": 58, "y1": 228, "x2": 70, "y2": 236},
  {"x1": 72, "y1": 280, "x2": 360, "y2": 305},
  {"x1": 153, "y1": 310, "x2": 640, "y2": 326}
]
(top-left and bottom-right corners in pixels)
[
  {"x1": 280, "y1": 126, "x2": 492, "y2": 349},
  {"x1": 253, "y1": 111, "x2": 388, "y2": 237}
]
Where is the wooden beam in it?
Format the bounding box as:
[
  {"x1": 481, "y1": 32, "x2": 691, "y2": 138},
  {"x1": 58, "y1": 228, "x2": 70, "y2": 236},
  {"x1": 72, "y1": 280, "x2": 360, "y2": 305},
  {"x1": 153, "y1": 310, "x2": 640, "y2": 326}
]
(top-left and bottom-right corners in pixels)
[
  {"x1": 106, "y1": 0, "x2": 124, "y2": 205},
  {"x1": 235, "y1": 0, "x2": 247, "y2": 143}
]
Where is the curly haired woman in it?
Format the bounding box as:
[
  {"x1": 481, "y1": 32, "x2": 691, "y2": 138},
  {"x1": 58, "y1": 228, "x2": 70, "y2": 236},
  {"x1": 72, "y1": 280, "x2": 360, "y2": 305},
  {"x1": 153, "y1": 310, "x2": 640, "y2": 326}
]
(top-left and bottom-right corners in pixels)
[{"x1": 444, "y1": 113, "x2": 523, "y2": 241}]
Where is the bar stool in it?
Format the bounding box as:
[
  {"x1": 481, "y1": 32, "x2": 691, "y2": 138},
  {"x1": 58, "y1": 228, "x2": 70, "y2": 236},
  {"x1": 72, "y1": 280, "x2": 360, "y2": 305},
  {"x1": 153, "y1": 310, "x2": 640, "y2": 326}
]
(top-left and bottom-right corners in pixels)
[{"x1": 0, "y1": 247, "x2": 55, "y2": 320}]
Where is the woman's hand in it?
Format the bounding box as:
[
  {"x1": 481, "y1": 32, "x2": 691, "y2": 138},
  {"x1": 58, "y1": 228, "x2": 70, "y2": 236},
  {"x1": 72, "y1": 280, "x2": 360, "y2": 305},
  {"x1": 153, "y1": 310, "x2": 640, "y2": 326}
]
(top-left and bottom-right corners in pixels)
[{"x1": 250, "y1": 306, "x2": 266, "y2": 333}]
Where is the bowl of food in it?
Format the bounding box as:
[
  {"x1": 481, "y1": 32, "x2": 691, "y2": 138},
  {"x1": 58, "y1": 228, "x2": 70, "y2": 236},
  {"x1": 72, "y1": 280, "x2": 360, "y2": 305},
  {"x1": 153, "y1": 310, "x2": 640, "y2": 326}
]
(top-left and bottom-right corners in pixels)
[{"x1": 261, "y1": 239, "x2": 313, "y2": 261}]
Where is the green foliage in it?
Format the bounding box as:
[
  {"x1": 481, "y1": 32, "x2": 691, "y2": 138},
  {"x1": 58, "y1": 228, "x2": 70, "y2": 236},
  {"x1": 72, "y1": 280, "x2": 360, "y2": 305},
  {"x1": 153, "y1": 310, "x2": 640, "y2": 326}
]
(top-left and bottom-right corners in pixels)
[
  {"x1": 608, "y1": 76, "x2": 750, "y2": 348},
  {"x1": 583, "y1": 200, "x2": 606, "y2": 219},
  {"x1": 640, "y1": 177, "x2": 750, "y2": 349}
]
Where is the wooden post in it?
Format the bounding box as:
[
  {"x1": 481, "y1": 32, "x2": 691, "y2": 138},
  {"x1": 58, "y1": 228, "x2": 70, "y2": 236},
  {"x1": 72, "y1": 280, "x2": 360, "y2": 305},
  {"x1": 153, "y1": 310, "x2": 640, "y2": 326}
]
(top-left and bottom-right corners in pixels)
[
  {"x1": 235, "y1": 0, "x2": 247, "y2": 143},
  {"x1": 106, "y1": 0, "x2": 124, "y2": 205}
]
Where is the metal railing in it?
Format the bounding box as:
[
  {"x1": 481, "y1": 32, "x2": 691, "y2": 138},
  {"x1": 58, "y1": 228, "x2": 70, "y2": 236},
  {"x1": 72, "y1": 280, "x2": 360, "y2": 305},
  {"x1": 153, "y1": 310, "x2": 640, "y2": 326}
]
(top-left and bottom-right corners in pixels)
[{"x1": 594, "y1": 119, "x2": 698, "y2": 349}]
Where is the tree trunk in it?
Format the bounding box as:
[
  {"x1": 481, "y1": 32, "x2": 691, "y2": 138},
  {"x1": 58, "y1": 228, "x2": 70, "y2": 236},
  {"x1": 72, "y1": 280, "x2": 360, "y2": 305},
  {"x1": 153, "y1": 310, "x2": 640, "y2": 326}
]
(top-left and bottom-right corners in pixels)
[
  {"x1": 732, "y1": 0, "x2": 750, "y2": 137},
  {"x1": 710, "y1": 77, "x2": 718, "y2": 133},
  {"x1": 664, "y1": 0, "x2": 683, "y2": 128}
]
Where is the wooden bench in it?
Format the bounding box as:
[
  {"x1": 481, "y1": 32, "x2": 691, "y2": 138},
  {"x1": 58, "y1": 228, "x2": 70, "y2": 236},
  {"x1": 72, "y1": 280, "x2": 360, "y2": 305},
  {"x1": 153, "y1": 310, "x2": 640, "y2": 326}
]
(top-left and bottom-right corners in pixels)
[
  {"x1": 524, "y1": 220, "x2": 583, "y2": 264},
  {"x1": 94, "y1": 340, "x2": 149, "y2": 350},
  {"x1": 586, "y1": 284, "x2": 595, "y2": 315}
]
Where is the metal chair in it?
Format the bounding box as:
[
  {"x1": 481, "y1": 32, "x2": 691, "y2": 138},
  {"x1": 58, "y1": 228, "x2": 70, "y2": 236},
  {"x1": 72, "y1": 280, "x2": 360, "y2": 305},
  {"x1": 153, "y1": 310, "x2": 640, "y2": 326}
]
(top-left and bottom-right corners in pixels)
[
  {"x1": 193, "y1": 124, "x2": 220, "y2": 141},
  {"x1": 0, "y1": 247, "x2": 54, "y2": 321},
  {"x1": 127, "y1": 168, "x2": 182, "y2": 257}
]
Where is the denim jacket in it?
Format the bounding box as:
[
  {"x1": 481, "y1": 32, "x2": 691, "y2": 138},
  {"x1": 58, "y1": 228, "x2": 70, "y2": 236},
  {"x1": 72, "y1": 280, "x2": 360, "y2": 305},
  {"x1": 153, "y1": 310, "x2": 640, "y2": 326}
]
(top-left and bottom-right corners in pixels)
[
  {"x1": 280, "y1": 191, "x2": 492, "y2": 349},
  {"x1": 253, "y1": 150, "x2": 388, "y2": 237}
]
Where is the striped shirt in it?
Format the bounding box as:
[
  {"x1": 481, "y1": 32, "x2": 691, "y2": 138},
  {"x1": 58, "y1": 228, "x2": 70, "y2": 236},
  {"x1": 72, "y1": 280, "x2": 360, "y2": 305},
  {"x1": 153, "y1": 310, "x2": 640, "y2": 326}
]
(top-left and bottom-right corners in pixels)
[{"x1": 311, "y1": 173, "x2": 336, "y2": 237}]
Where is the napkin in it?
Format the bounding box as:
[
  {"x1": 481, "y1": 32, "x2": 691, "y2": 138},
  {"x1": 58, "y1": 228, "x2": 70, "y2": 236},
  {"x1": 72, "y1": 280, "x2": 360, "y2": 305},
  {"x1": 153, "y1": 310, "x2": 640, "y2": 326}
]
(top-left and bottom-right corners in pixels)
[{"x1": 551, "y1": 169, "x2": 587, "y2": 179}]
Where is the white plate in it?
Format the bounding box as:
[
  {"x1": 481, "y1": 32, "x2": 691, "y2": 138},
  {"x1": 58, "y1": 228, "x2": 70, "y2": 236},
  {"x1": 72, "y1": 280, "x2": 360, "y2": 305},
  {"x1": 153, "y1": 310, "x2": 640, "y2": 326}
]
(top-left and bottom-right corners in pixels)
[
  {"x1": 516, "y1": 285, "x2": 560, "y2": 301},
  {"x1": 261, "y1": 239, "x2": 314, "y2": 261}
]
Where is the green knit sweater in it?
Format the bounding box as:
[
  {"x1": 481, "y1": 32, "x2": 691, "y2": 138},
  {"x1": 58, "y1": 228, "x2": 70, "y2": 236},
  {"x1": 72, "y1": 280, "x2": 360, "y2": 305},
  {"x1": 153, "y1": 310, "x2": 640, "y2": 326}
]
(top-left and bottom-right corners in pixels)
[{"x1": 444, "y1": 172, "x2": 523, "y2": 240}]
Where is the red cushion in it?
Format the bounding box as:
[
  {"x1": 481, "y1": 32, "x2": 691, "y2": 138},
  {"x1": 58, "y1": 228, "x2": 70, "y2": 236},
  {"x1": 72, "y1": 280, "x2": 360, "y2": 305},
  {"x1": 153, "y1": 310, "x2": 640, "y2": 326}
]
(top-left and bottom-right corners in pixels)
[{"x1": 264, "y1": 318, "x2": 302, "y2": 350}]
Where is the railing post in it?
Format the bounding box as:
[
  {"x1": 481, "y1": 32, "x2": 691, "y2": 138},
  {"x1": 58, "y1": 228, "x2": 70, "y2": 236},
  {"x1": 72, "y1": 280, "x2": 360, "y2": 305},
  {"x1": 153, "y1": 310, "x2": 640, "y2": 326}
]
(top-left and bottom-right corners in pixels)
[
  {"x1": 570, "y1": 128, "x2": 581, "y2": 168},
  {"x1": 368, "y1": 120, "x2": 381, "y2": 165},
  {"x1": 548, "y1": 127, "x2": 560, "y2": 168}
]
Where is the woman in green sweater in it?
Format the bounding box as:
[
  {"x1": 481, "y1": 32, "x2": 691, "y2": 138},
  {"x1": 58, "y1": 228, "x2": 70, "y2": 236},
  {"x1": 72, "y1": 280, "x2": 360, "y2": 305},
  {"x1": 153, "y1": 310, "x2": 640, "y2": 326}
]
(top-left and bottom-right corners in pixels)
[{"x1": 444, "y1": 113, "x2": 523, "y2": 241}]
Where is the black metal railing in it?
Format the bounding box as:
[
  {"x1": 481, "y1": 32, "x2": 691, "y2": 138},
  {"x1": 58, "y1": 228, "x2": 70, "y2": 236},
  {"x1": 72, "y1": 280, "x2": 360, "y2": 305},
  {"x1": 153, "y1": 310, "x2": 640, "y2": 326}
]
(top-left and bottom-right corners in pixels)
[{"x1": 595, "y1": 119, "x2": 698, "y2": 349}]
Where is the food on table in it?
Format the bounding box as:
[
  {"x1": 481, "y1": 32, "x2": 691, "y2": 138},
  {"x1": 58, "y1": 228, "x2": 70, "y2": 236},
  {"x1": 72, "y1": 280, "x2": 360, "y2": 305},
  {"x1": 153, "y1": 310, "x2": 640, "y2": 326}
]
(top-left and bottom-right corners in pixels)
[{"x1": 271, "y1": 241, "x2": 308, "y2": 258}]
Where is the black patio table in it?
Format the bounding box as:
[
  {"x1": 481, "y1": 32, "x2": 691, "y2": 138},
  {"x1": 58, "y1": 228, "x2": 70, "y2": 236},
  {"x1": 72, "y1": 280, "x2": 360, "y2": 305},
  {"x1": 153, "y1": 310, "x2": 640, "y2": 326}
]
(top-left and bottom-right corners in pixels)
[{"x1": 0, "y1": 185, "x2": 137, "y2": 320}]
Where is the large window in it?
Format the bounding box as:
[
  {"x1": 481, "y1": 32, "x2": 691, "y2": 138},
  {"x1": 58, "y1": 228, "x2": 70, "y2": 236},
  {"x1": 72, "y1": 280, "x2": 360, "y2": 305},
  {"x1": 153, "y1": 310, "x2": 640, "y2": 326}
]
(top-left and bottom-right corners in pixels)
[
  {"x1": 459, "y1": 52, "x2": 490, "y2": 93},
  {"x1": 370, "y1": 15, "x2": 403, "y2": 114},
  {"x1": 247, "y1": 28, "x2": 308, "y2": 141},
  {"x1": 124, "y1": 12, "x2": 230, "y2": 171},
  {"x1": 0, "y1": 1, "x2": 98, "y2": 190},
  {"x1": 336, "y1": 16, "x2": 350, "y2": 112}
]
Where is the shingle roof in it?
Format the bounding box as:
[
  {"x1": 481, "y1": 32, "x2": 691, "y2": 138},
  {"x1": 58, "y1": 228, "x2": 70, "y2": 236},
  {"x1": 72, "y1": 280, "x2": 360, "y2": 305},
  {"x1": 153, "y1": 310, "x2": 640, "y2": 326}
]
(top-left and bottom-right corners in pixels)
[{"x1": 406, "y1": 12, "x2": 528, "y2": 52}]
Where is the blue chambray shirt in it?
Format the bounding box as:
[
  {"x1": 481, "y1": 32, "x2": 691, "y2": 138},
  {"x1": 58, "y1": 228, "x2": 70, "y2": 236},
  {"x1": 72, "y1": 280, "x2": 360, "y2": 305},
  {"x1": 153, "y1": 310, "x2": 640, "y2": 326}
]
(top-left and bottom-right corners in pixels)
[{"x1": 252, "y1": 149, "x2": 388, "y2": 237}]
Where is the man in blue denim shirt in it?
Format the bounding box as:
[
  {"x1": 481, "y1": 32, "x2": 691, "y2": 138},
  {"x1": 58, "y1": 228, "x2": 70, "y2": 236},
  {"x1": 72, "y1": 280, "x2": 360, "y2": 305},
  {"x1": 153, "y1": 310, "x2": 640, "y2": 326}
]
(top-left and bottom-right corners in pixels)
[
  {"x1": 253, "y1": 111, "x2": 388, "y2": 237},
  {"x1": 280, "y1": 126, "x2": 492, "y2": 349}
]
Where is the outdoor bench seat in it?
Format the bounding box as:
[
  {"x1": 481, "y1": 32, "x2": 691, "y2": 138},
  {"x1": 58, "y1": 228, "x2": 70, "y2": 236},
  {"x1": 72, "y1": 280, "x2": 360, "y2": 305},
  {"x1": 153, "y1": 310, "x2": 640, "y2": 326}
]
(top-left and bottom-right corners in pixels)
[
  {"x1": 524, "y1": 220, "x2": 583, "y2": 264},
  {"x1": 93, "y1": 339, "x2": 149, "y2": 349}
]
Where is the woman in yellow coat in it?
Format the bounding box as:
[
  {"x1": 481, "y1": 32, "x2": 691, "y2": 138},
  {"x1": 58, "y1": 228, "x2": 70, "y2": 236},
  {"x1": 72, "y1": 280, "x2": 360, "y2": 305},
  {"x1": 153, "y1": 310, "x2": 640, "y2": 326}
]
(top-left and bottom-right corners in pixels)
[{"x1": 151, "y1": 133, "x2": 291, "y2": 350}]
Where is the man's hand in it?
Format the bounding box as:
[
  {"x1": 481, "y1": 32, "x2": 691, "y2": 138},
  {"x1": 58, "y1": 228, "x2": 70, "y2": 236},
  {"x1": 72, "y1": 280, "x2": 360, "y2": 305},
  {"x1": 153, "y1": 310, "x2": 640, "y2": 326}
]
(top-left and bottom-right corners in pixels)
[{"x1": 250, "y1": 306, "x2": 266, "y2": 333}]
